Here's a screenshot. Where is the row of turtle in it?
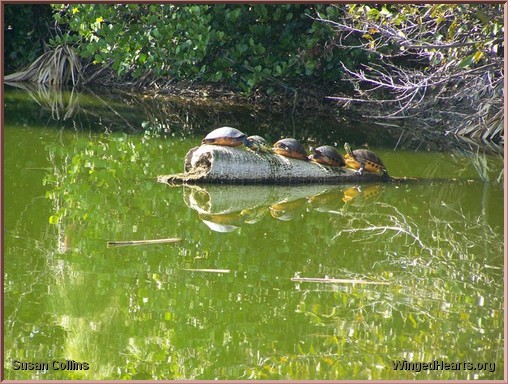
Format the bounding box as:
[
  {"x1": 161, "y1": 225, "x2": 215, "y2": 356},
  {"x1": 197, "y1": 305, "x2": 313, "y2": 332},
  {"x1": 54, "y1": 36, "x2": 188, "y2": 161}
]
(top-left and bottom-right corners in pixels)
[{"x1": 202, "y1": 126, "x2": 388, "y2": 176}]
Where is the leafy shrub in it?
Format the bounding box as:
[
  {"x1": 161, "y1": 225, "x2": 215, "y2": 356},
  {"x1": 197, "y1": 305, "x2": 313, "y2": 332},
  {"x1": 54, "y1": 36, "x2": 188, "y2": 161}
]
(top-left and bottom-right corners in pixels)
[
  {"x1": 50, "y1": 4, "x2": 364, "y2": 92},
  {"x1": 4, "y1": 4, "x2": 54, "y2": 72}
]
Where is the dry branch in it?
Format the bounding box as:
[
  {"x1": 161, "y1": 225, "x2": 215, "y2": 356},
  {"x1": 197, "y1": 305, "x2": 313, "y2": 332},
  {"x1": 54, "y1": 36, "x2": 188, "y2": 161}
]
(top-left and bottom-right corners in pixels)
[{"x1": 313, "y1": 6, "x2": 503, "y2": 142}]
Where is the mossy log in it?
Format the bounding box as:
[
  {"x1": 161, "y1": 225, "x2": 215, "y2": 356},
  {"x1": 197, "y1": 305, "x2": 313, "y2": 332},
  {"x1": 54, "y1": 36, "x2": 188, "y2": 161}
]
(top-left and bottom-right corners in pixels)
[{"x1": 158, "y1": 145, "x2": 393, "y2": 185}]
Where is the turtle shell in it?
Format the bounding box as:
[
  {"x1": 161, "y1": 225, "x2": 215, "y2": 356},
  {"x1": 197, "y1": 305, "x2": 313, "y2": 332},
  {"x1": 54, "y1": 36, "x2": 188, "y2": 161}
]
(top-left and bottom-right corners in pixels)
[
  {"x1": 308, "y1": 145, "x2": 345, "y2": 167},
  {"x1": 202, "y1": 127, "x2": 250, "y2": 147},
  {"x1": 246, "y1": 135, "x2": 272, "y2": 153},
  {"x1": 344, "y1": 143, "x2": 387, "y2": 175},
  {"x1": 272, "y1": 138, "x2": 308, "y2": 160}
]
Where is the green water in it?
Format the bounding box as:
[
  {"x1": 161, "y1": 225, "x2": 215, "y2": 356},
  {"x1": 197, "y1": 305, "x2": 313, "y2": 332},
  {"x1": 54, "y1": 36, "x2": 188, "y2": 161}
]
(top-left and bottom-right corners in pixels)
[{"x1": 3, "y1": 86, "x2": 504, "y2": 380}]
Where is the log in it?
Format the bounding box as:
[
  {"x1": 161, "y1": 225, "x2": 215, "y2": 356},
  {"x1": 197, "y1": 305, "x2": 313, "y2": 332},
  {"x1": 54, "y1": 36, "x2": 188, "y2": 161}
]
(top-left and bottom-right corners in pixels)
[{"x1": 158, "y1": 145, "x2": 392, "y2": 185}]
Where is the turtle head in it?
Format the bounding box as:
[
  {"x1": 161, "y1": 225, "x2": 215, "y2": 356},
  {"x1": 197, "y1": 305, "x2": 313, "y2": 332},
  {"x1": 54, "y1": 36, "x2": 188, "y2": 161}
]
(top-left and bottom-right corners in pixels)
[
  {"x1": 242, "y1": 136, "x2": 254, "y2": 148},
  {"x1": 273, "y1": 142, "x2": 287, "y2": 151},
  {"x1": 344, "y1": 142, "x2": 353, "y2": 156}
]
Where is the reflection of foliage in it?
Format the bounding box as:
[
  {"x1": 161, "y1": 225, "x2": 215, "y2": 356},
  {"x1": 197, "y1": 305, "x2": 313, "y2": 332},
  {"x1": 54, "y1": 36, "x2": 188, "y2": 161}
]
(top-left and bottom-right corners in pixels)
[
  {"x1": 6, "y1": 82, "x2": 81, "y2": 121},
  {"x1": 335, "y1": 202, "x2": 431, "y2": 252},
  {"x1": 4, "y1": 86, "x2": 144, "y2": 133},
  {"x1": 44, "y1": 130, "x2": 184, "y2": 231},
  {"x1": 6, "y1": 130, "x2": 185, "y2": 380},
  {"x1": 262, "y1": 201, "x2": 504, "y2": 380}
]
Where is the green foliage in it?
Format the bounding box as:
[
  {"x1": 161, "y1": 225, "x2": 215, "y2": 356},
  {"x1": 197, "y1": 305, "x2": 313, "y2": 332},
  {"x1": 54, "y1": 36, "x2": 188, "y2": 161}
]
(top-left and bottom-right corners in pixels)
[
  {"x1": 341, "y1": 4, "x2": 503, "y2": 69},
  {"x1": 51, "y1": 5, "x2": 209, "y2": 79},
  {"x1": 4, "y1": 4, "x2": 54, "y2": 72},
  {"x1": 204, "y1": 4, "x2": 347, "y2": 91},
  {"x1": 7, "y1": 4, "x2": 502, "y2": 95},
  {"x1": 50, "y1": 4, "x2": 359, "y2": 92}
]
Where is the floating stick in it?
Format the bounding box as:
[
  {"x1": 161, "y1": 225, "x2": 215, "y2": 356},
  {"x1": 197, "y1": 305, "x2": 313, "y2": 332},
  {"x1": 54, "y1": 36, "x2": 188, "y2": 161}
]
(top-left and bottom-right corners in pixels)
[
  {"x1": 107, "y1": 238, "x2": 182, "y2": 247},
  {"x1": 291, "y1": 277, "x2": 389, "y2": 285}
]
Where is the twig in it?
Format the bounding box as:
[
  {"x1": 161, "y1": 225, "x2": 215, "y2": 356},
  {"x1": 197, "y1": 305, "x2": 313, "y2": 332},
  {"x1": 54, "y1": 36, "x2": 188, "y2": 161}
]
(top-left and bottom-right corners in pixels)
[
  {"x1": 107, "y1": 238, "x2": 182, "y2": 247},
  {"x1": 291, "y1": 277, "x2": 389, "y2": 285},
  {"x1": 82, "y1": 59, "x2": 114, "y2": 85}
]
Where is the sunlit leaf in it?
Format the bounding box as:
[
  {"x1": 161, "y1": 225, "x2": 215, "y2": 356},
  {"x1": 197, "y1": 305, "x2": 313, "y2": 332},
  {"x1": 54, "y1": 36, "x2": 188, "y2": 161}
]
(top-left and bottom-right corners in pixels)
[
  {"x1": 49, "y1": 215, "x2": 60, "y2": 224},
  {"x1": 457, "y1": 54, "x2": 474, "y2": 69}
]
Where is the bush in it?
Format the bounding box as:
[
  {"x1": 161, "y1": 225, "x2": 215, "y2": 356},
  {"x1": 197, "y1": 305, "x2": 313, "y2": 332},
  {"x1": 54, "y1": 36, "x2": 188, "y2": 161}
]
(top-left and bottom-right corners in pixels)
[
  {"x1": 50, "y1": 4, "x2": 366, "y2": 92},
  {"x1": 4, "y1": 4, "x2": 54, "y2": 72}
]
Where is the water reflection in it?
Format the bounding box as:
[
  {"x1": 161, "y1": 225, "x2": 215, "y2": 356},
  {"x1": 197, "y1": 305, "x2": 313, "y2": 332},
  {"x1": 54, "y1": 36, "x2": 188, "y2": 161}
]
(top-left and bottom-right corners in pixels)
[
  {"x1": 181, "y1": 184, "x2": 387, "y2": 232},
  {"x1": 5, "y1": 83, "x2": 503, "y2": 158},
  {"x1": 4, "y1": 85, "x2": 504, "y2": 381}
]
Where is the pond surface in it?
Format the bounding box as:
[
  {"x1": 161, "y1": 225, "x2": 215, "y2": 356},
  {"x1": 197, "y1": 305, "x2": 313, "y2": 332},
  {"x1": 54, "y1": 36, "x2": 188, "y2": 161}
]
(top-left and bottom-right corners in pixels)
[{"x1": 3, "y1": 85, "x2": 504, "y2": 380}]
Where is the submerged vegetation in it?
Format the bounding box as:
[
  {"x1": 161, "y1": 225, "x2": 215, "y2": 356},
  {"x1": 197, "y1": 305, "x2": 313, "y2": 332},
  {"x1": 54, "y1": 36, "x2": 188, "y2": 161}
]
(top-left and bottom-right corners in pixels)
[{"x1": 4, "y1": 3, "x2": 504, "y2": 142}]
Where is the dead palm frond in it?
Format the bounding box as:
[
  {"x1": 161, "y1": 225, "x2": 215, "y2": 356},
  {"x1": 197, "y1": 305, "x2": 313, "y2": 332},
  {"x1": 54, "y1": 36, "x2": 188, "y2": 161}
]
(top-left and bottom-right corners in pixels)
[{"x1": 5, "y1": 45, "x2": 82, "y2": 85}]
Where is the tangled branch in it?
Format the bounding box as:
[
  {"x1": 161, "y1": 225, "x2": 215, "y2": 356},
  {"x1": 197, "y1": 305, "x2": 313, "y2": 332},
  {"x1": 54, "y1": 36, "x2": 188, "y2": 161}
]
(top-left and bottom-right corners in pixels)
[{"x1": 313, "y1": 4, "x2": 504, "y2": 143}]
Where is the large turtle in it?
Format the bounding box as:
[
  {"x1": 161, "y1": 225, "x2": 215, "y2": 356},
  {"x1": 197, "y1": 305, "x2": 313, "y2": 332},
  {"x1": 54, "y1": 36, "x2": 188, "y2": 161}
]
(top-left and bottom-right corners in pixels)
[
  {"x1": 344, "y1": 142, "x2": 388, "y2": 176},
  {"x1": 202, "y1": 127, "x2": 252, "y2": 148},
  {"x1": 272, "y1": 138, "x2": 308, "y2": 160},
  {"x1": 308, "y1": 145, "x2": 345, "y2": 167}
]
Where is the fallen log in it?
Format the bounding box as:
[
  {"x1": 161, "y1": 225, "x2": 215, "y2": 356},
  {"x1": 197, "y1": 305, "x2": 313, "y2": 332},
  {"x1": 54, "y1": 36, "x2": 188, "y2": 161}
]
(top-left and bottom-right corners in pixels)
[{"x1": 158, "y1": 145, "x2": 395, "y2": 185}]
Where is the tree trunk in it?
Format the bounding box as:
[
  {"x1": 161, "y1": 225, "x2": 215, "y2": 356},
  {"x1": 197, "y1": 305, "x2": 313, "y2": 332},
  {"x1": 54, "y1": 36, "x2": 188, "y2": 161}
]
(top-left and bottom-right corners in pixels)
[{"x1": 158, "y1": 145, "x2": 391, "y2": 185}]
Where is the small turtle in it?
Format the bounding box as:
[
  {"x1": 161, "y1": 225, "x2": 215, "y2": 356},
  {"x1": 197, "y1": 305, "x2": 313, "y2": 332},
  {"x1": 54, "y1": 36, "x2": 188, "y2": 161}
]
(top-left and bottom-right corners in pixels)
[
  {"x1": 344, "y1": 142, "x2": 388, "y2": 176},
  {"x1": 246, "y1": 135, "x2": 272, "y2": 153},
  {"x1": 272, "y1": 138, "x2": 308, "y2": 160},
  {"x1": 308, "y1": 145, "x2": 345, "y2": 167},
  {"x1": 202, "y1": 127, "x2": 252, "y2": 148}
]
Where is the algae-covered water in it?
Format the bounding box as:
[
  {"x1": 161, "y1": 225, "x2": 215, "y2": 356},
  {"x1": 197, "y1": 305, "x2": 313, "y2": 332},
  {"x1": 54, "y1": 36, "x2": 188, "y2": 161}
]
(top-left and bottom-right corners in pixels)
[{"x1": 3, "y1": 85, "x2": 504, "y2": 380}]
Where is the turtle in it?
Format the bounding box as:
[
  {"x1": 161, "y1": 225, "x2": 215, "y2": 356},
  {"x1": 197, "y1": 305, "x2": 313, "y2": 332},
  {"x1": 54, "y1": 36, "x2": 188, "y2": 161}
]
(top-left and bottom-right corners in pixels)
[
  {"x1": 343, "y1": 142, "x2": 388, "y2": 176},
  {"x1": 272, "y1": 138, "x2": 308, "y2": 160},
  {"x1": 308, "y1": 145, "x2": 346, "y2": 167},
  {"x1": 202, "y1": 127, "x2": 252, "y2": 148},
  {"x1": 246, "y1": 135, "x2": 272, "y2": 153}
]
